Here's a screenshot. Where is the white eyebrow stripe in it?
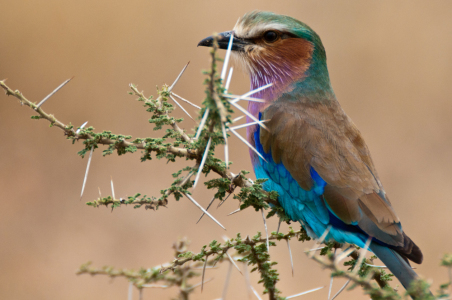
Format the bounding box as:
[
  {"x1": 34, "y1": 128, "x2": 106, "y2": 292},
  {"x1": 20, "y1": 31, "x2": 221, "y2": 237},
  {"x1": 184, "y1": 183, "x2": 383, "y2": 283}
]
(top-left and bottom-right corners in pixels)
[{"x1": 233, "y1": 22, "x2": 291, "y2": 39}]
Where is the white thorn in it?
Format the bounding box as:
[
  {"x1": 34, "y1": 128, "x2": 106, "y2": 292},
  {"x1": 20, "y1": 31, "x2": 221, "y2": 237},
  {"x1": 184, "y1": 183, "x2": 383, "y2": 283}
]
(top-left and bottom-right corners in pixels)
[
  {"x1": 228, "y1": 101, "x2": 269, "y2": 131},
  {"x1": 168, "y1": 62, "x2": 189, "y2": 92},
  {"x1": 304, "y1": 246, "x2": 326, "y2": 253},
  {"x1": 35, "y1": 77, "x2": 73, "y2": 110},
  {"x1": 230, "y1": 83, "x2": 273, "y2": 104},
  {"x1": 222, "y1": 94, "x2": 265, "y2": 103},
  {"x1": 328, "y1": 276, "x2": 334, "y2": 300},
  {"x1": 222, "y1": 122, "x2": 229, "y2": 168},
  {"x1": 308, "y1": 226, "x2": 331, "y2": 258},
  {"x1": 228, "y1": 120, "x2": 270, "y2": 131},
  {"x1": 318, "y1": 226, "x2": 331, "y2": 244},
  {"x1": 277, "y1": 218, "x2": 282, "y2": 234},
  {"x1": 227, "y1": 208, "x2": 241, "y2": 216},
  {"x1": 184, "y1": 193, "x2": 225, "y2": 230},
  {"x1": 287, "y1": 239, "x2": 294, "y2": 277},
  {"x1": 286, "y1": 286, "x2": 324, "y2": 299},
  {"x1": 261, "y1": 209, "x2": 270, "y2": 252},
  {"x1": 196, "y1": 196, "x2": 216, "y2": 224},
  {"x1": 80, "y1": 146, "x2": 94, "y2": 200},
  {"x1": 221, "y1": 33, "x2": 234, "y2": 81},
  {"x1": 195, "y1": 109, "x2": 210, "y2": 140},
  {"x1": 231, "y1": 115, "x2": 245, "y2": 123},
  {"x1": 352, "y1": 237, "x2": 372, "y2": 275},
  {"x1": 330, "y1": 280, "x2": 351, "y2": 300},
  {"x1": 110, "y1": 176, "x2": 115, "y2": 200},
  {"x1": 141, "y1": 284, "x2": 169, "y2": 289},
  {"x1": 243, "y1": 263, "x2": 253, "y2": 299},
  {"x1": 217, "y1": 192, "x2": 232, "y2": 208},
  {"x1": 171, "y1": 92, "x2": 201, "y2": 109},
  {"x1": 76, "y1": 121, "x2": 88, "y2": 134},
  {"x1": 328, "y1": 249, "x2": 337, "y2": 300},
  {"x1": 365, "y1": 264, "x2": 388, "y2": 268},
  {"x1": 307, "y1": 225, "x2": 331, "y2": 258},
  {"x1": 169, "y1": 95, "x2": 195, "y2": 122},
  {"x1": 193, "y1": 137, "x2": 212, "y2": 188},
  {"x1": 201, "y1": 257, "x2": 208, "y2": 292},
  {"x1": 334, "y1": 247, "x2": 355, "y2": 265},
  {"x1": 221, "y1": 262, "x2": 233, "y2": 299},
  {"x1": 226, "y1": 251, "x2": 243, "y2": 275},
  {"x1": 250, "y1": 285, "x2": 263, "y2": 300},
  {"x1": 128, "y1": 282, "x2": 133, "y2": 300},
  {"x1": 98, "y1": 187, "x2": 101, "y2": 198},
  {"x1": 224, "y1": 67, "x2": 234, "y2": 93},
  {"x1": 229, "y1": 127, "x2": 267, "y2": 162},
  {"x1": 193, "y1": 266, "x2": 219, "y2": 270},
  {"x1": 189, "y1": 278, "x2": 213, "y2": 291}
]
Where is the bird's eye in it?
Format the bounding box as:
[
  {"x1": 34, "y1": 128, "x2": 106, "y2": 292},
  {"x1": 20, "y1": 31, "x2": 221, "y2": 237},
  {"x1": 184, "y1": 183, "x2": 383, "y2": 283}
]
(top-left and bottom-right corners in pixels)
[{"x1": 263, "y1": 31, "x2": 279, "y2": 43}]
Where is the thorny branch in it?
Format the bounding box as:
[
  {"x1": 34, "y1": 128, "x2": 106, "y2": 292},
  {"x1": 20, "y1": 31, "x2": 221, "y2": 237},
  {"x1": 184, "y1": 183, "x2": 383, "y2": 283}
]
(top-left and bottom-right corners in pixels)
[
  {"x1": 77, "y1": 239, "x2": 221, "y2": 300},
  {"x1": 78, "y1": 229, "x2": 306, "y2": 300},
  {"x1": 0, "y1": 79, "x2": 278, "y2": 208},
  {"x1": 310, "y1": 251, "x2": 398, "y2": 299},
  {"x1": 130, "y1": 84, "x2": 192, "y2": 144},
  {"x1": 0, "y1": 80, "x2": 197, "y2": 160},
  {"x1": 160, "y1": 228, "x2": 306, "y2": 274},
  {"x1": 2, "y1": 36, "x2": 449, "y2": 300},
  {"x1": 308, "y1": 243, "x2": 452, "y2": 300}
]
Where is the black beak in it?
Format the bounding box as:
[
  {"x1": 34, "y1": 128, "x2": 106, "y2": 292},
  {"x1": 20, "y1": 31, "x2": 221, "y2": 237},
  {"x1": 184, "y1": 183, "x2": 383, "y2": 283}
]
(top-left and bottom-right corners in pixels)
[{"x1": 197, "y1": 31, "x2": 251, "y2": 52}]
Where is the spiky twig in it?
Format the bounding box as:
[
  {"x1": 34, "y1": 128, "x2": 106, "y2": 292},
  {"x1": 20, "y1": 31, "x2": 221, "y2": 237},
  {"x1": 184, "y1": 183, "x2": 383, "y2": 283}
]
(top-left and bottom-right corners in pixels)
[
  {"x1": 171, "y1": 92, "x2": 201, "y2": 109},
  {"x1": 224, "y1": 67, "x2": 234, "y2": 93},
  {"x1": 183, "y1": 192, "x2": 225, "y2": 230},
  {"x1": 222, "y1": 93, "x2": 265, "y2": 103},
  {"x1": 160, "y1": 228, "x2": 304, "y2": 273},
  {"x1": 287, "y1": 240, "x2": 294, "y2": 277},
  {"x1": 35, "y1": 77, "x2": 73, "y2": 109},
  {"x1": 80, "y1": 146, "x2": 94, "y2": 200},
  {"x1": 0, "y1": 81, "x2": 196, "y2": 159},
  {"x1": 229, "y1": 82, "x2": 273, "y2": 104},
  {"x1": 196, "y1": 196, "x2": 216, "y2": 224},
  {"x1": 285, "y1": 286, "x2": 324, "y2": 299}
]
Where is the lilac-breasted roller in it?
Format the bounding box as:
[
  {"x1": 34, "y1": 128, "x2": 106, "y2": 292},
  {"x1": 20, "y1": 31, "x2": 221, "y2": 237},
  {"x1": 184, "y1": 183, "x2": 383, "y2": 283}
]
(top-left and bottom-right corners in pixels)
[{"x1": 198, "y1": 11, "x2": 424, "y2": 291}]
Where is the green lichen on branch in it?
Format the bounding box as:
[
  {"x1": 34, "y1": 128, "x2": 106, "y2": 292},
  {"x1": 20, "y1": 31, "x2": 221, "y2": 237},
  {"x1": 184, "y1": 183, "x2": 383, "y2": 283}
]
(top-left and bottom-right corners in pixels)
[
  {"x1": 440, "y1": 253, "x2": 452, "y2": 268},
  {"x1": 86, "y1": 193, "x2": 168, "y2": 210},
  {"x1": 235, "y1": 178, "x2": 278, "y2": 211},
  {"x1": 77, "y1": 239, "x2": 220, "y2": 300},
  {"x1": 161, "y1": 227, "x2": 305, "y2": 273},
  {"x1": 162, "y1": 227, "x2": 314, "y2": 300},
  {"x1": 240, "y1": 232, "x2": 283, "y2": 299}
]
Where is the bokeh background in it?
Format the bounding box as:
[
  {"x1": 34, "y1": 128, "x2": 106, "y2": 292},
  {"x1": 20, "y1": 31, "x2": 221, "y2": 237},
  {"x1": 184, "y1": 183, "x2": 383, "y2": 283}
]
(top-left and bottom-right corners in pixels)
[{"x1": 1, "y1": 1, "x2": 452, "y2": 299}]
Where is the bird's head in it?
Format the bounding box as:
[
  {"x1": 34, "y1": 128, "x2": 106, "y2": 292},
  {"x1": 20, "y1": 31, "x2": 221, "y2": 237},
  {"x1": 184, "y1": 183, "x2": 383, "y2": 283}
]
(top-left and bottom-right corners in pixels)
[{"x1": 198, "y1": 11, "x2": 332, "y2": 100}]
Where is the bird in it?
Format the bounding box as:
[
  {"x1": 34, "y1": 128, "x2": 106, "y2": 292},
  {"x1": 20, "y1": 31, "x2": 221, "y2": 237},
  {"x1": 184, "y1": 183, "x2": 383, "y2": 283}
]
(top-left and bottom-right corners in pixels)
[{"x1": 198, "y1": 11, "x2": 425, "y2": 293}]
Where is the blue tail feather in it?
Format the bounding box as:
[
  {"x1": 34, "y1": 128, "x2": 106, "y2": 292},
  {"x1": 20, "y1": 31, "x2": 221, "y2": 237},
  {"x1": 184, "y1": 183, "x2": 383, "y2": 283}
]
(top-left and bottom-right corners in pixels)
[{"x1": 369, "y1": 242, "x2": 418, "y2": 291}]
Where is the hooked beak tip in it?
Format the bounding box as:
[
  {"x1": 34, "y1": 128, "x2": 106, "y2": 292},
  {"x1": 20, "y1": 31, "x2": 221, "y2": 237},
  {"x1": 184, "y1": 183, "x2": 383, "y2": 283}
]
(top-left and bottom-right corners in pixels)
[
  {"x1": 197, "y1": 35, "x2": 215, "y2": 47},
  {"x1": 197, "y1": 31, "x2": 247, "y2": 51}
]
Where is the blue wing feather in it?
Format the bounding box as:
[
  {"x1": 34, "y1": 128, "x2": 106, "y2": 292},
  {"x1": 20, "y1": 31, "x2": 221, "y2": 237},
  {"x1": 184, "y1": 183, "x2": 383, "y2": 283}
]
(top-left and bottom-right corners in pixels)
[{"x1": 253, "y1": 118, "x2": 368, "y2": 248}]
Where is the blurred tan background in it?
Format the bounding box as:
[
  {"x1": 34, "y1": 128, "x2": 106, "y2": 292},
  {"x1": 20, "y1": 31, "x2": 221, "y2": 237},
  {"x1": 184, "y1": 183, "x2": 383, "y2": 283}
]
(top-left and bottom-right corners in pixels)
[{"x1": 1, "y1": 1, "x2": 452, "y2": 299}]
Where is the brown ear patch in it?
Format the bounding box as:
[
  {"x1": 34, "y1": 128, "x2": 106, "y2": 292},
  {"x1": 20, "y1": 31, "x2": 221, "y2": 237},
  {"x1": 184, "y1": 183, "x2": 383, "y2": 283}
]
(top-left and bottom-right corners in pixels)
[{"x1": 247, "y1": 38, "x2": 314, "y2": 98}]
